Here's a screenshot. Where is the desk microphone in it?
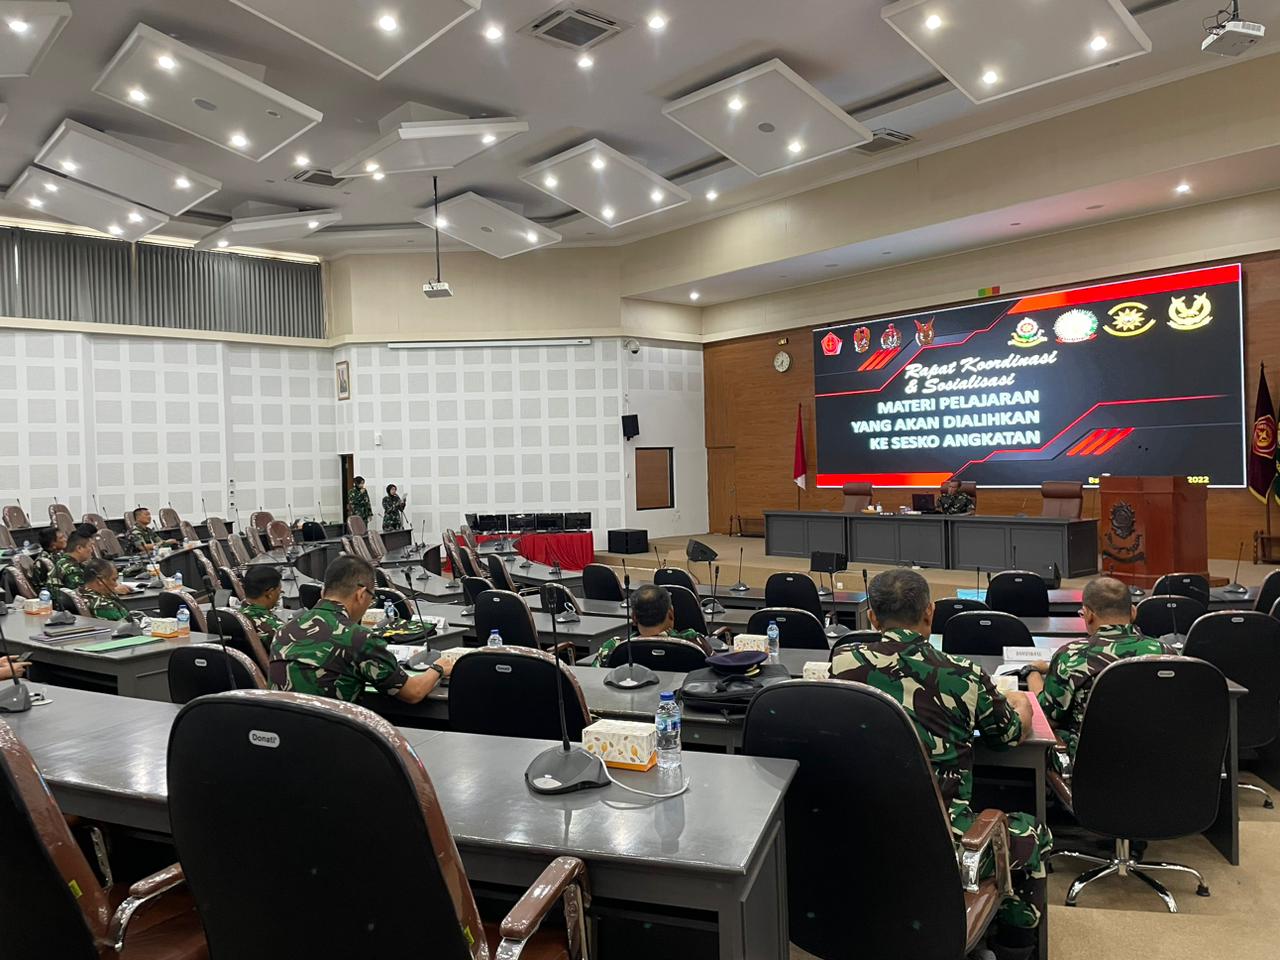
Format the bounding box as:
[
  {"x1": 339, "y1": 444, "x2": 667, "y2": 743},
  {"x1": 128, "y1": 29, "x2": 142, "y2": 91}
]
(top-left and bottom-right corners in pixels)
[
  {"x1": 652, "y1": 546, "x2": 664, "y2": 572},
  {"x1": 606, "y1": 572, "x2": 659, "y2": 689},
  {"x1": 401, "y1": 569, "x2": 432, "y2": 660},
  {"x1": 525, "y1": 590, "x2": 609, "y2": 795},
  {"x1": 1011, "y1": 544, "x2": 1018, "y2": 570},
  {"x1": 709, "y1": 565, "x2": 721, "y2": 632},
  {"x1": 0, "y1": 619, "x2": 32, "y2": 713},
  {"x1": 730, "y1": 547, "x2": 749, "y2": 593},
  {"x1": 619, "y1": 559, "x2": 631, "y2": 608},
  {"x1": 93, "y1": 493, "x2": 103, "y2": 518},
  {"x1": 824, "y1": 570, "x2": 845, "y2": 640},
  {"x1": 1224, "y1": 541, "x2": 1248, "y2": 594}
]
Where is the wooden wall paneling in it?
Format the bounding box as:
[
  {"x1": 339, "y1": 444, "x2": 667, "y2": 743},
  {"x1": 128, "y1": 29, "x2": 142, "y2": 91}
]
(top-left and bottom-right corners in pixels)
[
  {"x1": 703, "y1": 251, "x2": 1280, "y2": 559},
  {"x1": 635, "y1": 447, "x2": 675, "y2": 510},
  {"x1": 707, "y1": 447, "x2": 736, "y2": 534}
]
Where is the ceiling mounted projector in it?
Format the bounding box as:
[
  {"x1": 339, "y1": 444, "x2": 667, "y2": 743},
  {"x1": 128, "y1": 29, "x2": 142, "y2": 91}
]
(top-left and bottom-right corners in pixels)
[
  {"x1": 1202, "y1": 2, "x2": 1266, "y2": 56},
  {"x1": 422, "y1": 281, "x2": 453, "y2": 299}
]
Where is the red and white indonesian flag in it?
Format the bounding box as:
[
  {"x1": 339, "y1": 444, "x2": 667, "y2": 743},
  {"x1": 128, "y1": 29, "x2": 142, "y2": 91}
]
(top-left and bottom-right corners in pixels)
[{"x1": 793, "y1": 404, "x2": 808, "y2": 489}]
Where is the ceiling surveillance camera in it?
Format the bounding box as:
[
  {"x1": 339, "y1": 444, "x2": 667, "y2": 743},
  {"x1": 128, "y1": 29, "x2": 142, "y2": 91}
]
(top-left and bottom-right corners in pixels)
[{"x1": 624, "y1": 338, "x2": 641, "y2": 355}]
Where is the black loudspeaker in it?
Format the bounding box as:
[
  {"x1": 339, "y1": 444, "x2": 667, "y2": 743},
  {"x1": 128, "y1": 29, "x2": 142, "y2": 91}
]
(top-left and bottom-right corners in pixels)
[
  {"x1": 1041, "y1": 562, "x2": 1062, "y2": 590},
  {"x1": 810, "y1": 551, "x2": 847, "y2": 574},
  {"x1": 608, "y1": 528, "x2": 649, "y2": 554},
  {"x1": 622, "y1": 414, "x2": 639, "y2": 440}
]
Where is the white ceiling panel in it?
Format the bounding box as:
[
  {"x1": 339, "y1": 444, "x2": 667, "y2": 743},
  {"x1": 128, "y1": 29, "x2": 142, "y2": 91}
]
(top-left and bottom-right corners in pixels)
[
  {"x1": 331, "y1": 117, "x2": 529, "y2": 177},
  {"x1": 5, "y1": 166, "x2": 167, "y2": 241},
  {"x1": 92, "y1": 23, "x2": 322, "y2": 162},
  {"x1": 0, "y1": 1, "x2": 70, "y2": 78},
  {"x1": 519, "y1": 139, "x2": 690, "y2": 228},
  {"x1": 195, "y1": 208, "x2": 342, "y2": 250},
  {"x1": 881, "y1": 0, "x2": 1152, "y2": 104},
  {"x1": 33, "y1": 120, "x2": 220, "y2": 217},
  {"x1": 418, "y1": 192, "x2": 561, "y2": 259},
  {"x1": 663, "y1": 59, "x2": 873, "y2": 177},
  {"x1": 228, "y1": 0, "x2": 480, "y2": 81}
]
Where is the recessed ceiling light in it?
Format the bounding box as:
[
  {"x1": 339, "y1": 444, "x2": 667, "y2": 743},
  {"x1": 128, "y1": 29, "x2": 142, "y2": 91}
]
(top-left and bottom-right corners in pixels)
[
  {"x1": 1175, "y1": 182, "x2": 1192, "y2": 194},
  {"x1": 650, "y1": 188, "x2": 664, "y2": 204},
  {"x1": 174, "y1": 176, "x2": 191, "y2": 190},
  {"x1": 601, "y1": 205, "x2": 615, "y2": 221},
  {"x1": 1085, "y1": 204, "x2": 1104, "y2": 211},
  {"x1": 543, "y1": 174, "x2": 558, "y2": 189},
  {"x1": 60, "y1": 160, "x2": 78, "y2": 173},
  {"x1": 216, "y1": 239, "x2": 229, "y2": 248},
  {"x1": 981, "y1": 70, "x2": 999, "y2": 86},
  {"x1": 647, "y1": 13, "x2": 667, "y2": 32},
  {"x1": 1009, "y1": 221, "x2": 1022, "y2": 226},
  {"x1": 43, "y1": 182, "x2": 57, "y2": 193},
  {"x1": 156, "y1": 54, "x2": 177, "y2": 71},
  {"x1": 881, "y1": 251, "x2": 892, "y2": 256},
  {"x1": 294, "y1": 154, "x2": 310, "y2": 167},
  {"x1": 705, "y1": 189, "x2": 718, "y2": 201},
  {"x1": 481, "y1": 133, "x2": 497, "y2": 145},
  {"x1": 727, "y1": 96, "x2": 744, "y2": 113},
  {"x1": 128, "y1": 87, "x2": 149, "y2": 104},
  {"x1": 376, "y1": 14, "x2": 398, "y2": 33},
  {"x1": 787, "y1": 140, "x2": 804, "y2": 154},
  {"x1": 26, "y1": 197, "x2": 43, "y2": 209},
  {"x1": 689, "y1": 291, "x2": 701, "y2": 301},
  {"x1": 577, "y1": 53, "x2": 594, "y2": 70},
  {"x1": 107, "y1": 224, "x2": 123, "y2": 236},
  {"x1": 307, "y1": 220, "x2": 320, "y2": 229},
  {"x1": 435, "y1": 216, "x2": 448, "y2": 228},
  {"x1": 229, "y1": 132, "x2": 249, "y2": 149},
  {"x1": 7, "y1": 18, "x2": 30, "y2": 34},
  {"x1": 924, "y1": 14, "x2": 942, "y2": 31},
  {"x1": 372, "y1": 171, "x2": 386, "y2": 181},
  {"x1": 590, "y1": 155, "x2": 606, "y2": 171},
  {"x1": 1089, "y1": 35, "x2": 1108, "y2": 52},
  {"x1": 128, "y1": 211, "x2": 144, "y2": 224},
  {"x1": 484, "y1": 24, "x2": 503, "y2": 41},
  {"x1": 364, "y1": 160, "x2": 380, "y2": 172},
  {"x1": 525, "y1": 230, "x2": 538, "y2": 244}
]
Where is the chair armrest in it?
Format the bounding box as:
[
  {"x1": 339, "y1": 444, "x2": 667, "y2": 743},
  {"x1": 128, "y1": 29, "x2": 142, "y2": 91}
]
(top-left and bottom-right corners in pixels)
[
  {"x1": 958, "y1": 809, "x2": 1012, "y2": 897},
  {"x1": 1048, "y1": 770, "x2": 1073, "y2": 812},
  {"x1": 497, "y1": 856, "x2": 590, "y2": 960},
  {"x1": 548, "y1": 640, "x2": 577, "y2": 665},
  {"x1": 1052, "y1": 734, "x2": 1073, "y2": 778},
  {"x1": 109, "y1": 864, "x2": 187, "y2": 950}
]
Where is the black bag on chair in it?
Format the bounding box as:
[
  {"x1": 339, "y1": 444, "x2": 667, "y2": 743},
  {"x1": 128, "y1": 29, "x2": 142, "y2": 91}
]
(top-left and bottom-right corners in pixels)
[{"x1": 679, "y1": 659, "x2": 790, "y2": 715}]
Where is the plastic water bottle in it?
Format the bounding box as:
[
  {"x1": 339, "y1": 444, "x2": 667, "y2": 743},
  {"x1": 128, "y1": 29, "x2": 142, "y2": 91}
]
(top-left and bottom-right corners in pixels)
[
  {"x1": 488, "y1": 629, "x2": 504, "y2": 648},
  {"x1": 656, "y1": 692, "x2": 682, "y2": 769},
  {"x1": 173, "y1": 571, "x2": 183, "y2": 589},
  {"x1": 176, "y1": 606, "x2": 190, "y2": 637},
  {"x1": 766, "y1": 620, "x2": 780, "y2": 662},
  {"x1": 38, "y1": 588, "x2": 52, "y2": 614},
  {"x1": 22, "y1": 540, "x2": 32, "y2": 554},
  {"x1": 384, "y1": 601, "x2": 397, "y2": 622}
]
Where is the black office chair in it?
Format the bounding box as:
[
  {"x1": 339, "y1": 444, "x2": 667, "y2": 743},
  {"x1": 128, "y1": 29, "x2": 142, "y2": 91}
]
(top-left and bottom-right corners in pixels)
[
  {"x1": 986, "y1": 571, "x2": 1050, "y2": 617},
  {"x1": 488, "y1": 553, "x2": 539, "y2": 596},
  {"x1": 166, "y1": 692, "x2": 590, "y2": 959},
  {"x1": 604, "y1": 637, "x2": 708, "y2": 672},
  {"x1": 297, "y1": 581, "x2": 322, "y2": 609},
  {"x1": 764, "y1": 572, "x2": 825, "y2": 620},
  {"x1": 1150, "y1": 573, "x2": 1211, "y2": 607},
  {"x1": 55, "y1": 587, "x2": 89, "y2": 616},
  {"x1": 931, "y1": 597, "x2": 989, "y2": 636},
  {"x1": 667, "y1": 584, "x2": 731, "y2": 644},
  {"x1": 582, "y1": 563, "x2": 625, "y2": 602},
  {"x1": 654, "y1": 566, "x2": 698, "y2": 594},
  {"x1": 168, "y1": 644, "x2": 266, "y2": 704},
  {"x1": 1185, "y1": 611, "x2": 1280, "y2": 809},
  {"x1": 1135, "y1": 595, "x2": 1205, "y2": 638},
  {"x1": 1256, "y1": 569, "x2": 1280, "y2": 615},
  {"x1": 541, "y1": 581, "x2": 583, "y2": 622},
  {"x1": 941, "y1": 611, "x2": 1032, "y2": 656},
  {"x1": 373, "y1": 586, "x2": 412, "y2": 620},
  {"x1": 449, "y1": 646, "x2": 592, "y2": 741},
  {"x1": 157, "y1": 588, "x2": 209, "y2": 633},
  {"x1": 747, "y1": 607, "x2": 828, "y2": 650},
  {"x1": 460, "y1": 575, "x2": 493, "y2": 617},
  {"x1": 472, "y1": 588, "x2": 537, "y2": 645},
  {"x1": 207, "y1": 608, "x2": 271, "y2": 674},
  {"x1": 1048, "y1": 657, "x2": 1227, "y2": 911},
  {"x1": 743, "y1": 680, "x2": 1011, "y2": 959},
  {"x1": 829, "y1": 630, "x2": 885, "y2": 662}
]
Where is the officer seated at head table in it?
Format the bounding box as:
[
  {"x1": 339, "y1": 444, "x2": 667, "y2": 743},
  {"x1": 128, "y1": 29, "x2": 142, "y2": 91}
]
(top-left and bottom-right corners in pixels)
[
  {"x1": 32, "y1": 525, "x2": 65, "y2": 590},
  {"x1": 240, "y1": 564, "x2": 284, "y2": 644},
  {"x1": 831, "y1": 568, "x2": 1051, "y2": 960},
  {"x1": 269, "y1": 554, "x2": 451, "y2": 704},
  {"x1": 1025, "y1": 575, "x2": 1172, "y2": 775},
  {"x1": 592, "y1": 583, "x2": 708, "y2": 666},
  {"x1": 78, "y1": 558, "x2": 133, "y2": 621},
  {"x1": 126, "y1": 506, "x2": 180, "y2": 554}
]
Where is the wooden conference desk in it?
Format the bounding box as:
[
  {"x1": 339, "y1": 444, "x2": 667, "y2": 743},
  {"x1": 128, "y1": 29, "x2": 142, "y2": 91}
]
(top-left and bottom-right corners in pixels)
[{"x1": 9, "y1": 684, "x2": 796, "y2": 960}]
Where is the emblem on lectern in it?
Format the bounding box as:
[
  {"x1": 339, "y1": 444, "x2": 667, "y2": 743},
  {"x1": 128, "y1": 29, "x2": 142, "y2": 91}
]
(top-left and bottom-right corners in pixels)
[{"x1": 1102, "y1": 499, "x2": 1146, "y2": 565}]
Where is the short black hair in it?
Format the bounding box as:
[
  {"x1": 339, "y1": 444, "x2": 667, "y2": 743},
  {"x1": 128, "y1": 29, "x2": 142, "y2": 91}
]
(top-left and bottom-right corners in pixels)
[
  {"x1": 353, "y1": 476, "x2": 365, "y2": 486},
  {"x1": 632, "y1": 584, "x2": 672, "y2": 629},
  {"x1": 243, "y1": 564, "x2": 282, "y2": 600},
  {"x1": 133, "y1": 506, "x2": 149, "y2": 520},
  {"x1": 66, "y1": 530, "x2": 92, "y2": 553},
  {"x1": 38, "y1": 526, "x2": 60, "y2": 550},
  {"x1": 868, "y1": 568, "x2": 932, "y2": 628},
  {"x1": 83, "y1": 558, "x2": 114, "y2": 585},
  {"x1": 323, "y1": 554, "x2": 375, "y2": 595},
  {"x1": 1082, "y1": 577, "x2": 1133, "y2": 619},
  {"x1": 74, "y1": 522, "x2": 96, "y2": 540}
]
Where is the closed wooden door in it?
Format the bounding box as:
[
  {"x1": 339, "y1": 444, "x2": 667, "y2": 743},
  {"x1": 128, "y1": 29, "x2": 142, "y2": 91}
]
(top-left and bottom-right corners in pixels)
[{"x1": 708, "y1": 447, "x2": 736, "y2": 534}]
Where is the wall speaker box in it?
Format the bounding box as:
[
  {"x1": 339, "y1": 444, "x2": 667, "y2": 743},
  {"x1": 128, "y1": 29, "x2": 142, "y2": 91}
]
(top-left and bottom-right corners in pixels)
[
  {"x1": 608, "y1": 528, "x2": 649, "y2": 554},
  {"x1": 621, "y1": 414, "x2": 639, "y2": 440}
]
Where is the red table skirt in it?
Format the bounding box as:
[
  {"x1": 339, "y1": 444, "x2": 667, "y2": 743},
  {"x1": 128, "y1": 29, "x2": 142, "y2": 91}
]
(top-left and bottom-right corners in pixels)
[{"x1": 452, "y1": 532, "x2": 596, "y2": 572}]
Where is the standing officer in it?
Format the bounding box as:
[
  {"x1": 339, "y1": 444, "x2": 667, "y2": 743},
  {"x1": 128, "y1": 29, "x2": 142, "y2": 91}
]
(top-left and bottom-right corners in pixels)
[{"x1": 346, "y1": 477, "x2": 372, "y2": 526}]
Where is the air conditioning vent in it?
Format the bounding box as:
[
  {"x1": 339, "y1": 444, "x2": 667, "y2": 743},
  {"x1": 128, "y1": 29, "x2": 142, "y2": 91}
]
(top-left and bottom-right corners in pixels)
[
  {"x1": 520, "y1": 5, "x2": 628, "y2": 50},
  {"x1": 289, "y1": 168, "x2": 347, "y2": 188},
  {"x1": 853, "y1": 128, "x2": 914, "y2": 155}
]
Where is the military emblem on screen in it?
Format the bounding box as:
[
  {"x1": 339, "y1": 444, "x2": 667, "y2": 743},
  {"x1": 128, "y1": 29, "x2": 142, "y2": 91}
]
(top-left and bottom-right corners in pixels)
[
  {"x1": 821, "y1": 331, "x2": 843, "y2": 356},
  {"x1": 1054, "y1": 308, "x2": 1098, "y2": 344},
  {"x1": 1167, "y1": 293, "x2": 1213, "y2": 331},
  {"x1": 1008, "y1": 317, "x2": 1047, "y2": 349},
  {"x1": 1103, "y1": 301, "x2": 1155, "y2": 338},
  {"x1": 881, "y1": 323, "x2": 902, "y2": 350},
  {"x1": 852, "y1": 327, "x2": 871, "y2": 353},
  {"x1": 1102, "y1": 500, "x2": 1145, "y2": 565},
  {"x1": 914, "y1": 318, "x2": 935, "y2": 346}
]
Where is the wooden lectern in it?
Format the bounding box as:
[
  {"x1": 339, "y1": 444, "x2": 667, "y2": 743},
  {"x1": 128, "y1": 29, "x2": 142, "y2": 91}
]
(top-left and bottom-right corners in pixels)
[{"x1": 1098, "y1": 477, "x2": 1208, "y2": 588}]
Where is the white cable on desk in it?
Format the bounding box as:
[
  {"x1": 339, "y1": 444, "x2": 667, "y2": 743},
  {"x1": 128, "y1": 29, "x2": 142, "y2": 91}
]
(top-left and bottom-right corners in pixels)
[{"x1": 598, "y1": 757, "x2": 690, "y2": 799}]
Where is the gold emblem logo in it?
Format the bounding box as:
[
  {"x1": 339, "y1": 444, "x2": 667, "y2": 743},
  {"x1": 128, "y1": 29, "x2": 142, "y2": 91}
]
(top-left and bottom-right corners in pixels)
[
  {"x1": 1103, "y1": 301, "x2": 1155, "y2": 338},
  {"x1": 1008, "y1": 317, "x2": 1046, "y2": 349},
  {"x1": 1167, "y1": 293, "x2": 1212, "y2": 331}
]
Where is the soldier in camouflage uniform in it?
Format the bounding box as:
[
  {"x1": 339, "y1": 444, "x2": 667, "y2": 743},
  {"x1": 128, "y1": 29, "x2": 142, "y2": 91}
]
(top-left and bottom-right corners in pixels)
[
  {"x1": 831, "y1": 569, "x2": 1050, "y2": 960},
  {"x1": 269, "y1": 555, "x2": 449, "y2": 704},
  {"x1": 78, "y1": 559, "x2": 131, "y2": 621},
  {"x1": 382, "y1": 484, "x2": 407, "y2": 532},
  {"x1": 240, "y1": 565, "x2": 285, "y2": 645},
  {"x1": 592, "y1": 584, "x2": 711, "y2": 666},
  {"x1": 48, "y1": 530, "x2": 95, "y2": 591},
  {"x1": 1027, "y1": 576, "x2": 1172, "y2": 774},
  {"x1": 938, "y1": 480, "x2": 975, "y2": 514},
  {"x1": 346, "y1": 476, "x2": 373, "y2": 525},
  {"x1": 126, "y1": 507, "x2": 178, "y2": 555},
  {"x1": 31, "y1": 526, "x2": 66, "y2": 590}
]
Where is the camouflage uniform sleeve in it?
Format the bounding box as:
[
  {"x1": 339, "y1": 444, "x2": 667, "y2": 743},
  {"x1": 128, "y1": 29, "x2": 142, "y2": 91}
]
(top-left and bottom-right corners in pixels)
[
  {"x1": 1036, "y1": 646, "x2": 1078, "y2": 726},
  {"x1": 973, "y1": 665, "x2": 1022, "y2": 750},
  {"x1": 351, "y1": 625, "x2": 409, "y2": 695}
]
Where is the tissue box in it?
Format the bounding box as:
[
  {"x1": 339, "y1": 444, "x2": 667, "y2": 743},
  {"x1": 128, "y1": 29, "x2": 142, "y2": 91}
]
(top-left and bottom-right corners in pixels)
[
  {"x1": 582, "y1": 719, "x2": 658, "y2": 771},
  {"x1": 433, "y1": 647, "x2": 475, "y2": 667},
  {"x1": 23, "y1": 597, "x2": 52, "y2": 615},
  {"x1": 803, "y1": 661, "x2": 831, "y2": 680},
  {"x1": 361, "y1": 608, "x2": 388, "y2": 627},
  {"x1": 150, "y1": 617, "x2": 179, "y2": 638},
  {"x1": 733, "y1": 634, "x2": 771, "y2": 653},
  {"x1": 994, "y1": 675, "x2": 1019, "y2": 695},
  {"x1": 162, "y1": 578, "x2": 181, "y2": 591}
]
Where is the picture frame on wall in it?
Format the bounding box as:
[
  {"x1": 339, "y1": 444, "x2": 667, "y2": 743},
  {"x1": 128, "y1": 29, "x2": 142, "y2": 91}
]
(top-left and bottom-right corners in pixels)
[{"x1": 336, "y1": 360, "x2": 351, "y2": 401}]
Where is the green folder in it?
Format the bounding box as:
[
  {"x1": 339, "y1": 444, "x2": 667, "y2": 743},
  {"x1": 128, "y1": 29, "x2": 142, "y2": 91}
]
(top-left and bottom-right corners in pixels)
[{"x1": 74, "y1": 635, "x2": 167, "y2": 653}]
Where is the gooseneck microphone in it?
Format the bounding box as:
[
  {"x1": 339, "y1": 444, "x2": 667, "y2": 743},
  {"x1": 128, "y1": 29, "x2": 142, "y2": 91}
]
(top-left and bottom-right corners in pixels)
[
  {"x1": 0, "y1": 620, "x2": 32, "y2": 714},
  {"x1": 730, "y1": 547, "x2": 749, "y2": 593},
  {"x1": 401, "y1": 569, "x2": 432, "y2": 659},
  {"x1": 1225, "y1": 541, "x2": 1248, "y2": 594},
  {"x1": 605, "y1": 572, "x2": 659, "y2": 689}
]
